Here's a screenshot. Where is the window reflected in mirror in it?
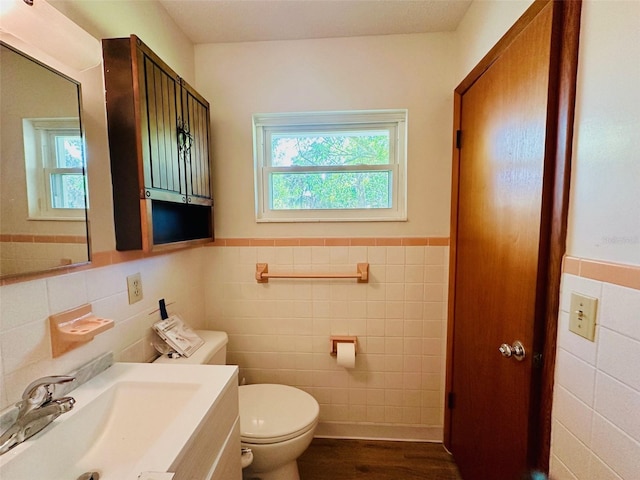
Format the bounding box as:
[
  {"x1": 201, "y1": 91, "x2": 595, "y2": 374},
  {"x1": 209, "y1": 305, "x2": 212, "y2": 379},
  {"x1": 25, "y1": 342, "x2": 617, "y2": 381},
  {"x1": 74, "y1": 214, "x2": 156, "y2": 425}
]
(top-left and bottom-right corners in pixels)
[{"x1": 0, "y1": 41, "x2": 90, "y2": 278}]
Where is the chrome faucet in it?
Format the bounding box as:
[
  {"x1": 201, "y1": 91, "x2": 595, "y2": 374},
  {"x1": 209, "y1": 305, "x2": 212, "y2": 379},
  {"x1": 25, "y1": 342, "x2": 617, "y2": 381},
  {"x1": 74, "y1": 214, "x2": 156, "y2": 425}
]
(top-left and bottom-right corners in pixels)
[
  {"x1": 17, "y1": 375, "x2": 75, "y2": 417},
  {"x1": 0, "y1": 375, "x2": 76, "y2": 455}
]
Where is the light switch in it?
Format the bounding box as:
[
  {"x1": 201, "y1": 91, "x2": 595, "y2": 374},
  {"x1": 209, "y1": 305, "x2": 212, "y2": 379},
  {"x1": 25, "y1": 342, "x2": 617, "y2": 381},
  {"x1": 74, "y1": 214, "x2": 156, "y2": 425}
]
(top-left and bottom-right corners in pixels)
[{"x1": 569, "y1": 292, "x2": 598, "y2": 342}]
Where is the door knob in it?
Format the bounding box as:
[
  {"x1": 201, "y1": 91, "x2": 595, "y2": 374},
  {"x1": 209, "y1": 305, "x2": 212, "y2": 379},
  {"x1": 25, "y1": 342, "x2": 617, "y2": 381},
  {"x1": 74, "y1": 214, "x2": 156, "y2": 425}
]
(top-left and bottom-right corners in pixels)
[{"x1": 498, "y1": 340, "x2": 526, "y2": 361}]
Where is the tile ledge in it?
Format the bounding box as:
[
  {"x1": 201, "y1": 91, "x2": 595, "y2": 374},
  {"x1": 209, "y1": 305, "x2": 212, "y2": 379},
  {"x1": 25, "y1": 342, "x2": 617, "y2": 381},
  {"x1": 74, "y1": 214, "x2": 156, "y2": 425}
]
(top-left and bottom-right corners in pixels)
[
  {"x1": 563, "y1": 256, "x2": 640, "y2": 291},
  {"x1": 0, "y1": 352, "x2": 113, "y2": 433}
]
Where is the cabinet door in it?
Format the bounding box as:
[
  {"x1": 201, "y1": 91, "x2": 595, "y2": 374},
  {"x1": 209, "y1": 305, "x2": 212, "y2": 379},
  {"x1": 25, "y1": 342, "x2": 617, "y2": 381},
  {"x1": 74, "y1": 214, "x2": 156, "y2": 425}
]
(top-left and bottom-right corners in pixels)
[
  {"x1": 137, "y1": 48, "x2": 185, "y2": 202},
  {"x1": 182, "y1": 82, "x2": 213, "y2": 206}
]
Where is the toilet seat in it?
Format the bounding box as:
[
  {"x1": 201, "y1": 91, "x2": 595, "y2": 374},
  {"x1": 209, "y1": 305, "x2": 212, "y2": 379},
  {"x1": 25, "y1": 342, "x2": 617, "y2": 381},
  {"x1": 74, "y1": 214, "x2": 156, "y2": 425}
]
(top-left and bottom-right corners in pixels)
[{"x1": 239, "y1": 384, "x2": 319, "y2": 445}]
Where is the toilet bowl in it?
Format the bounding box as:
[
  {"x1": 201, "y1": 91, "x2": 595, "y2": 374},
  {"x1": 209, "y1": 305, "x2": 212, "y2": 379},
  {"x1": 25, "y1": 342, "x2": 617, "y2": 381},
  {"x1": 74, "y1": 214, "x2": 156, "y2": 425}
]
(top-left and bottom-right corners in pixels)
[
  {"x1": 154, "y1": 330, "x2": 319, "y2": 480},
  {"x1": 240, "y1": 383, "x2": 318, "y2": 480}
]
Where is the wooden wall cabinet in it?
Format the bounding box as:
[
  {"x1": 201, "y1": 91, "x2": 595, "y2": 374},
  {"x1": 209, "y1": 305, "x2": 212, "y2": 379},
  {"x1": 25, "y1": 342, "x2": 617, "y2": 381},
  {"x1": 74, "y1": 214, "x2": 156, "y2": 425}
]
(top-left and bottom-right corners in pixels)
[{"x1": 102, "y1": 35, "x2": 213, "y2": 251}]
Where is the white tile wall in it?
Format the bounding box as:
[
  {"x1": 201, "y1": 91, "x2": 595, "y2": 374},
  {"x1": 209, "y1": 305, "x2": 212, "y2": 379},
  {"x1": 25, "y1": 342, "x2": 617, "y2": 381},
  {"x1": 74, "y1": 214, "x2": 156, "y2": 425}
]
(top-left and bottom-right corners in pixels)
[
  {"x1": 0, "y1": 242, "x2": 88, "y2": 277},
  {"x1": 0, "y1": 248, "x2": 206, "y2": 411},
  {"x1": 5, "y1": 245, "x2": 634, "y2": 456},
  {"x1": 203, "y1": 245, "x2": 448, "y2": 440},
  {"x1": 550, "y1": 274, "x2": 640, "y2": 480}
]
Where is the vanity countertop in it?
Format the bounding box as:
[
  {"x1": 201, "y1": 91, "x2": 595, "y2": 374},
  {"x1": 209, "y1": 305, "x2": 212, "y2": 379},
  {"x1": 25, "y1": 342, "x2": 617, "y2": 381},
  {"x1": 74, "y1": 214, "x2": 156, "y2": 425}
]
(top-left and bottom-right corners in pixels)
[{"x1": 0, "y1": 362, "x2": 239, "y2": 480}]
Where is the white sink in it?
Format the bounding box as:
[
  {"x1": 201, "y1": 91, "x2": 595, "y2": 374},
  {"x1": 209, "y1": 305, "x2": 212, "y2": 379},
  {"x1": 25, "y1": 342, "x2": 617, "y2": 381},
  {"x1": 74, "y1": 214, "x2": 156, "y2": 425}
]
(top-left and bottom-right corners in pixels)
[{"x1": 0, "y1": 363, "x2": 238, "y2": 480}]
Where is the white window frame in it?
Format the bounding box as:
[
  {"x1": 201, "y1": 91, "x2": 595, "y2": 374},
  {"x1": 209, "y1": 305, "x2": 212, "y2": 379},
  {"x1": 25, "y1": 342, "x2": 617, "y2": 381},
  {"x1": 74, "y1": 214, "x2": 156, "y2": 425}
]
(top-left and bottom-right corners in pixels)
[
  {"x1": 23, "y1": 118, "x2": 87, "y2": 221},
  {"x1": 253, "y1": 110, "x2": 407, "y2": 222}
]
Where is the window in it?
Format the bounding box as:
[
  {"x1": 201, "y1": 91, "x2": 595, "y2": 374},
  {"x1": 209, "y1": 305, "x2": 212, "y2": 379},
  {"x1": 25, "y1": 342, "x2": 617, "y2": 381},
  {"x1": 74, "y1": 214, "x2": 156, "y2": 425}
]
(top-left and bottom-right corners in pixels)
[
  {"x1": 23, "y1": 118, "x2": 87, "y2": 220},
  {"x1": 253, "y1": 110, "x2": 407, "y2": 222}
]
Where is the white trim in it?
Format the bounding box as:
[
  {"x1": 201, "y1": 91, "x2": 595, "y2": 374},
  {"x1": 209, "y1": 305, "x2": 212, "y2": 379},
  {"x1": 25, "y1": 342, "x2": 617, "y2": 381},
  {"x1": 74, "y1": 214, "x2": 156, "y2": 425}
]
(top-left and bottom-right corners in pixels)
[
  {"x1": 253, "y1": 109, "x2": 408, "y2": 223},
  {"x1": 253, "y1": 109, "x2": 407, "y2": 127},
  {"x1": 22, "y1": 117, "x2": 87, "y2": 221}
]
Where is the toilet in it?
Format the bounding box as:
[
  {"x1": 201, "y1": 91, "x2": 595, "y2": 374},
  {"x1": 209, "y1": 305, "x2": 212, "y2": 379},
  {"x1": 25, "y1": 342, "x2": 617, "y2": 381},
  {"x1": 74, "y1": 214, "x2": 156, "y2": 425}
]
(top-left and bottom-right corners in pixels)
[{"x1": 154, "y1": 330, "x2": 319, "y2": 480}]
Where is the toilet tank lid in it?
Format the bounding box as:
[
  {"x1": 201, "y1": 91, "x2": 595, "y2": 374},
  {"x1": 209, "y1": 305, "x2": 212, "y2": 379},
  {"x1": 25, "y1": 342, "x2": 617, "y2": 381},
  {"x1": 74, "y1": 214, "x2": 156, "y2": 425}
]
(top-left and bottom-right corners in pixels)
[{"x1": 153, "y1": 330, "x2": 227, "y2": 365}]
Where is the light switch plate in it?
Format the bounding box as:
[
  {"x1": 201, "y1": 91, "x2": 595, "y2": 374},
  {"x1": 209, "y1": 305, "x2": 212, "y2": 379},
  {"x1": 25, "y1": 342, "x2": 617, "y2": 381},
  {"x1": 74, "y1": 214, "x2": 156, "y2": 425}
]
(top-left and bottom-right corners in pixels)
[{"x1": 569, "y1": 292, "x2": 597, "y2": 341}]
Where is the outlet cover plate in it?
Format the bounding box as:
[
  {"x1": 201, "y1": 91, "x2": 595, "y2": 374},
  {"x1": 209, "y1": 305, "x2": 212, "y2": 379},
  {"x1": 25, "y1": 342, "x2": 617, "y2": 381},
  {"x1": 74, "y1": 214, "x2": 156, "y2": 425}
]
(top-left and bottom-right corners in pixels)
[
  {"x1": 127, "y1": 273, "x2": 143, "y2": 305},
  {"x1": 569, "y1": 292, "x2": 597, "y2": 341}
]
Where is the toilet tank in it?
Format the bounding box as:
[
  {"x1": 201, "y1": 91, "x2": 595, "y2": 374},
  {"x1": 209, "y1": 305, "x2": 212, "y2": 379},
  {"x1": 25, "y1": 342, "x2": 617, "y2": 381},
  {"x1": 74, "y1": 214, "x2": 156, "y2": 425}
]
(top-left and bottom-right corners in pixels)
[{"x1": 153, "y1": 330, "x2": 227, "y2": 365}]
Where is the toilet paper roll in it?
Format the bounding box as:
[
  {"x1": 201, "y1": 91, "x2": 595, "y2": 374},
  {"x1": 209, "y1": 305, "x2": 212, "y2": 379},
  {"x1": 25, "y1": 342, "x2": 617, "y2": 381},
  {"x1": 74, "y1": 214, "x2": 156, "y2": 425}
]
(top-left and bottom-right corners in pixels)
[{"x1": 336, "y1": 341, "x2": 356, "y2": 368}]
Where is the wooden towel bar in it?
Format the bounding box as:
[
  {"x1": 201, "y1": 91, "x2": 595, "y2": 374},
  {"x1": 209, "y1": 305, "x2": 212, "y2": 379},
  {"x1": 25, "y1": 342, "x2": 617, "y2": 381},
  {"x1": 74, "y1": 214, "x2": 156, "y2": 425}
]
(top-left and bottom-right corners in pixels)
[{"x1": 255, "y1": 263, "x2": 369, "y2": 283}]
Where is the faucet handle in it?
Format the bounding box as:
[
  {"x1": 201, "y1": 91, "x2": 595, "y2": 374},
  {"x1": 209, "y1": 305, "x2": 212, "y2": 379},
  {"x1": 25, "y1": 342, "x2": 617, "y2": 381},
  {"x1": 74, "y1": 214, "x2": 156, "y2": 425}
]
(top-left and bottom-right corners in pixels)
[
  {"x1": 49, "y1": 396, "x2": 76, "y2": 412},
  {"x1": 19, "y1": 375, "x2": 75, "y2": 413}
]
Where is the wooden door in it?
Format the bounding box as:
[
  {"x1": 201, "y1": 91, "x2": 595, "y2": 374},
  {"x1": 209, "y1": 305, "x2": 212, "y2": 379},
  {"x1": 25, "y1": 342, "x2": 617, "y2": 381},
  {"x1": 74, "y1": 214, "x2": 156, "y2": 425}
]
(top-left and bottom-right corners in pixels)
[{"x1": 445, "y1": 1, "x2": 581, "y2": 478}]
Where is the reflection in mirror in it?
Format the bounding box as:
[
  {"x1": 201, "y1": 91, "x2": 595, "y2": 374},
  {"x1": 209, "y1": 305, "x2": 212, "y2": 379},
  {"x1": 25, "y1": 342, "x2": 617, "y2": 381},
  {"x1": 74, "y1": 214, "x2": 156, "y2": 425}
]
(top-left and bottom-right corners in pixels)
[{"x1": 0, "y1": 41, "x2": 90, "y2": 279}]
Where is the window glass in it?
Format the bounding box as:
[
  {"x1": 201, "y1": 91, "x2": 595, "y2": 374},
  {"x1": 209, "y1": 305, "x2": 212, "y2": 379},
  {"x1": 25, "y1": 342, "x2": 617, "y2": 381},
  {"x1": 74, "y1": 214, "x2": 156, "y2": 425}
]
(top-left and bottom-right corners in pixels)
[
  {"x1": 271, "y1": 130, "x2": 390, "y2": 167},
  {"x1": 54, "y1": 135, "x2": 84, "y2": 168}
]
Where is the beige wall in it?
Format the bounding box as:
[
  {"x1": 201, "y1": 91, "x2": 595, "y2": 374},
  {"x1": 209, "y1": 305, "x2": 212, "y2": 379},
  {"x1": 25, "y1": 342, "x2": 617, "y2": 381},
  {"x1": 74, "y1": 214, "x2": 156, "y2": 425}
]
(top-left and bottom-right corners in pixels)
[
  {"x1": 50, "y1": 0, "x2": 195, "y2": 85},
  {"x1": 195, "y1": 33, "x2": 455, "y2": 239},
  {"x1": 566, "y1": 0, "x2": 640, "y2": 267},
  {"x1": 454, "y1": 0, "x2": 532, "y2": 83}
]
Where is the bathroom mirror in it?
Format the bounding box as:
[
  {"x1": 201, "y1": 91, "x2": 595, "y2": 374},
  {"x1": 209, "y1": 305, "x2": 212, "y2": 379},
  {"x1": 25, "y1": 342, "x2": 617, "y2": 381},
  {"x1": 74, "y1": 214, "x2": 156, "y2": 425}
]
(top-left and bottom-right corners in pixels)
[{"x1": 0, "y1": 41, "x2": 90, "y2": 279}]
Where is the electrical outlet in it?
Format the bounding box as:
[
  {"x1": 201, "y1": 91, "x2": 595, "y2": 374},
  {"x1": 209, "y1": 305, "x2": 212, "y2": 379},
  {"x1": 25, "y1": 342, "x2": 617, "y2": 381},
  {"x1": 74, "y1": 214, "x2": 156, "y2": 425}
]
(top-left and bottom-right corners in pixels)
[
  {"x1": 569, "y1": 292, "x2": 597, "y2": 341},
  {"x1": 127, "y1": 273, "x2": 143, "y2": 304}
]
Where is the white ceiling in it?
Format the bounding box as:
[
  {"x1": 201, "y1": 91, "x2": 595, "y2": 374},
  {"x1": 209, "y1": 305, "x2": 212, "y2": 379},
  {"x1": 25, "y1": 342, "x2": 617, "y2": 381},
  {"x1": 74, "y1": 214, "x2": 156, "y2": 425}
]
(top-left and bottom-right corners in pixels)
[{"x1": 157, "y1": 0, "x2": 473, "y2": 44}]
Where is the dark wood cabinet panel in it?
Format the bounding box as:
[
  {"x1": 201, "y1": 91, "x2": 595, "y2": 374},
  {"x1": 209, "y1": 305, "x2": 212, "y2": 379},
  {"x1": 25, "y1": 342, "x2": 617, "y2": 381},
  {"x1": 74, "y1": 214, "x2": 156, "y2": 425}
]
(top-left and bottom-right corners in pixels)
[
  {"x1": 183, "y1": 86, "x2": 212, "y2": 204},
  {"x1": 103, "y1": 35, "x2": 213, "y2": 251},
  {"x1": 140, "y1": 52, "x2": 183, "y2": 199}
]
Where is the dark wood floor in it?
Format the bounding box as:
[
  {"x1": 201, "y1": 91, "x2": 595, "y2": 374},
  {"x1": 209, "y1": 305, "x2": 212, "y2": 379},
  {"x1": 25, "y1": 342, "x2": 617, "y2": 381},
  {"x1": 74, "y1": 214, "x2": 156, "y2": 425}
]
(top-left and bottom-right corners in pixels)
[{"x1": 298, "y1": 438, "x2": 462, "y2": 480}]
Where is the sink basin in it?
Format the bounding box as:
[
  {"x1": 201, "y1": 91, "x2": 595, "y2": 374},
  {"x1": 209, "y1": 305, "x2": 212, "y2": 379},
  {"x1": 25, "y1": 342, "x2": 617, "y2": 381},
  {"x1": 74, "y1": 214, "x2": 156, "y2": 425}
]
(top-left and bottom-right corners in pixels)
[{"x1": 0, "y1": 362, "x2": 238, "y2": 479}]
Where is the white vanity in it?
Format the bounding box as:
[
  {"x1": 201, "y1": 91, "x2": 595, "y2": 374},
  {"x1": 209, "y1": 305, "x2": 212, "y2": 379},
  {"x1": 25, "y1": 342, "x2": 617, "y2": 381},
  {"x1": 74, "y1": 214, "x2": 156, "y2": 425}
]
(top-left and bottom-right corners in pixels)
[{"x1": 0, "y1": 363, "x2": 241, "y2": 480}]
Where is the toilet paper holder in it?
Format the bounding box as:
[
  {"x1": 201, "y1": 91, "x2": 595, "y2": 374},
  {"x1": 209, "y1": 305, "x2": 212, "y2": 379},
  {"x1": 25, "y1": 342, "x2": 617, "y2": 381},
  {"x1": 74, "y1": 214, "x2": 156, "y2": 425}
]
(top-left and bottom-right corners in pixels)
[{"x1": 329, "y1": 336, "x2": 358, "y2": 356}]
